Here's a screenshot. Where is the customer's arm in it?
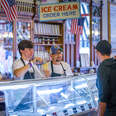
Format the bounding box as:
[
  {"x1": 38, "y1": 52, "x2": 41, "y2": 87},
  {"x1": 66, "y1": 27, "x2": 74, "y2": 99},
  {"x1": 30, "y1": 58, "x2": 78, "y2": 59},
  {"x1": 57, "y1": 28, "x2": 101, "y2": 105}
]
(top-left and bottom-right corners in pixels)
[
  {"x1": 97, "y1": 102, "x2": 106, "y2": 116},
  {"x1": 97, "y1": 68, "x2": 111, "y2": 116}
]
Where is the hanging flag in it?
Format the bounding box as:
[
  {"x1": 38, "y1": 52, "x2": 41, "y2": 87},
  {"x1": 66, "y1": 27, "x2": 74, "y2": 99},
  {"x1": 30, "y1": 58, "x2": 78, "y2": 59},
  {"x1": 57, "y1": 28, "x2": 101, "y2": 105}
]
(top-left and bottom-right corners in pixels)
[
  {"x1": 70, "y1": 18, "x2": 84, "y2": 35},
  {"x1": 1, "y1": 0, "x2": 17, "y2": 22},
  {"x1": 70, "y1": 19, "x2": 78, "y2": 35},
  {"x1": 78, "y1": 18, "x2": 85, "y2": 34},
  {"x1": 70, "y1": 18, "x2": 85, "y2": 63}
]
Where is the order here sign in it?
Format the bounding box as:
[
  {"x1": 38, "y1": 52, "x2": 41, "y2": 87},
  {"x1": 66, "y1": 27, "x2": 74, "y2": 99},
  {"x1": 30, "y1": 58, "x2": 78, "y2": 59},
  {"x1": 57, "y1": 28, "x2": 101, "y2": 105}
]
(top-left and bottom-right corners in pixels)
[{"x1": 39, "y1": 2, "x2": 80, "y2": 21}]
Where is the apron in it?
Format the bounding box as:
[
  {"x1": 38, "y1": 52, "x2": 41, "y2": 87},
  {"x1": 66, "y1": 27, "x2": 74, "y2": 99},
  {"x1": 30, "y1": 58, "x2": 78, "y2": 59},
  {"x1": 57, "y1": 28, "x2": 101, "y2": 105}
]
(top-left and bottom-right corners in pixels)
[
  {"x1": 50, "y1": 61, "x2": 66, "y2": 77},
  {"x1": 20, "y1": 58, "x2": 35, "y2": 79}
]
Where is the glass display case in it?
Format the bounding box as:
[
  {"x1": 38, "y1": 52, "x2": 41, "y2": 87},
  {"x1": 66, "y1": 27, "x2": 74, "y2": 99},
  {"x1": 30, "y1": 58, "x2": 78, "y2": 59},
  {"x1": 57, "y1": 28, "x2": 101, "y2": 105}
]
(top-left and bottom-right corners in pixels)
[
  {"x1": 0, "y1": 74, "x2": 98, "y2": 116},
  {"x1": 80, "y1": 74, "x2": 98, "y2": 107}
]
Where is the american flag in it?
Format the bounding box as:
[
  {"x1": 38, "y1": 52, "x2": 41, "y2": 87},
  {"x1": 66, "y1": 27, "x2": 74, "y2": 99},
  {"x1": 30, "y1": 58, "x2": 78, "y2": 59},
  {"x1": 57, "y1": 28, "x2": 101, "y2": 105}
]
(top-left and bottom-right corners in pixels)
[
  {"x1": 1, "y1": 0, "x2": 17, "y2": 22},
  {"x1": 70, "y1": 18, "x2": 84, "y2": 61},
  {"x1": 70, "y1": 18, "x2": 84, "y2": 35},
  {"x1": 70, "y1": 19, "x2": 78, "y2": 35}
]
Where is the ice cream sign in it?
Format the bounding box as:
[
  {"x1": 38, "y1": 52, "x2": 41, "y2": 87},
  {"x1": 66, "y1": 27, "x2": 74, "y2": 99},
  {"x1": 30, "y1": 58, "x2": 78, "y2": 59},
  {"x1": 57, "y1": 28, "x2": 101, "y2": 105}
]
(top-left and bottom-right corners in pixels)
[{"x1": 39, "y1": 2, "x2": 80, "y2": 21}]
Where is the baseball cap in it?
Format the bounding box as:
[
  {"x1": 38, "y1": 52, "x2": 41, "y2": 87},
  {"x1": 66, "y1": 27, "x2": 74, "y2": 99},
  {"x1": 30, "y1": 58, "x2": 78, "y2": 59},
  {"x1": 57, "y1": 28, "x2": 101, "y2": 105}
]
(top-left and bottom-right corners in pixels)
[{"x1": 50, "y1": 46, "x2": 63, "y2": 54}]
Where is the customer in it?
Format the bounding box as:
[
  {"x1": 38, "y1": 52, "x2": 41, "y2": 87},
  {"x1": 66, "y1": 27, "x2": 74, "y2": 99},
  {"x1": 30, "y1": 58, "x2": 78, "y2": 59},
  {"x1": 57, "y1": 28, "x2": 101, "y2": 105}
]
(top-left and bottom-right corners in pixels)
[
  {"x1": 13, "y1": 40, "x2": 44, "y2": 80},
  {"x1": 95, "y1": 40, "x2": 115, "y2": 116},
  {"x1": 41, "y1": 46, "x2": 73, "y2": 77}
]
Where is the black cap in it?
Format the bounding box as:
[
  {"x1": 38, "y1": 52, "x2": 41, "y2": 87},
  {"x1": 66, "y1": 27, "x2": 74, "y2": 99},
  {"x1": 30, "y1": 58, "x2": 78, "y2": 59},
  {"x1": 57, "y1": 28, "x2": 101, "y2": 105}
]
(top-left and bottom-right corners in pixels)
[{"x1": 18, "y1": 40, "x2": 33, "y2": 50}]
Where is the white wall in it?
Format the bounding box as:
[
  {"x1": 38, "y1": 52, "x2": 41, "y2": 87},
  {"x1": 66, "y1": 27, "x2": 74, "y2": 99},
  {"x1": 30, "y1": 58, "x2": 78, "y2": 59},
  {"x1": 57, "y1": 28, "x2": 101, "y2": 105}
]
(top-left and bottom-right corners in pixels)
[
  {"x1": 102, "y1": 0, "x2": 108, "y2": 40},
  {"x1": 110, "y1": 4, "x2": 116, "y2": 56}
]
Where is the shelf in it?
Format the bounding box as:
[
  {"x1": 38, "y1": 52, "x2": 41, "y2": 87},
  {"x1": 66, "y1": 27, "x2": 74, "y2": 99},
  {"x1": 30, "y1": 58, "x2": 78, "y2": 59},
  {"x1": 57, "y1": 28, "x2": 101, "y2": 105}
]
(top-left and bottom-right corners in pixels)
[
  {"x1": 36, "y1": 20, "x2": 64, "y2": 24},
  {"x1": 3, "y1": 45, "x2": 12, "y2": 49},
  {"x1": 92, "y1": 16, "x2": 100, "y2": 20},
  {"x1": 33, "y1": 43, "x2": 62, "y2": 46},
  {"x1": 34, "y1": 34, "x2": 62, "y2": 37}
]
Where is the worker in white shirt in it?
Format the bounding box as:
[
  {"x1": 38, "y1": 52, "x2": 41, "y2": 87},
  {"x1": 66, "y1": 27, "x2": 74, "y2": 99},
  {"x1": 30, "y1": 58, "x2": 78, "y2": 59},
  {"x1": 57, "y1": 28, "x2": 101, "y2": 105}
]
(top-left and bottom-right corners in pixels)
[
  {"x1": 41, "y1": 46, "x2": 73, "y2": 77},
  {"x1": 13, "y1": 40, "x2": 44, "y2": 80}
]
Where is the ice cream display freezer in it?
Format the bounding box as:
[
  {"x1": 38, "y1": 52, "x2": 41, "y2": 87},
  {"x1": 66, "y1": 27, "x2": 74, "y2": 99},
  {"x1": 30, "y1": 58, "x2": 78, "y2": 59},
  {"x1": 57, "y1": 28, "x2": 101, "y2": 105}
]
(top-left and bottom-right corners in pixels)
[{"x1": 0, "y1": 74, "x2": 98, "y2": 116}]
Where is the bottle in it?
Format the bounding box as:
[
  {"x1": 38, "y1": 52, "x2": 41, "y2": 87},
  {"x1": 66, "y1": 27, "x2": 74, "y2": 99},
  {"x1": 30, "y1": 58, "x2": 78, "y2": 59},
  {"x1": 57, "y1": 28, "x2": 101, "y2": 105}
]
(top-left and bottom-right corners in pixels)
[
  {"x1": 0, "y1": 72, "x2": 2, "y2": 80},
  {"x1": 43, "y1": 63, "x2": 48, "y2": 71}
]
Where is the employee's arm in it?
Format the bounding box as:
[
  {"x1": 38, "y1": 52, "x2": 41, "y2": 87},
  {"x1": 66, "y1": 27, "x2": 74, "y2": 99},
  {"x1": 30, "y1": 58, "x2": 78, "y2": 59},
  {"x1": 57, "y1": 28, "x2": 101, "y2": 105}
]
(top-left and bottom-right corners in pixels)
[
  {"x1": 14, "y1": 57, "x2": 42, "y2": 78},
  {"x1": 97, "y1": 102, "x2": 106, "y2": 116},
  {"x1": 14, "y1": 64, "x2": 30, "y2": 78},
  {"x1": 40, "y1": 63, "x2": 51, "y2": 78}
]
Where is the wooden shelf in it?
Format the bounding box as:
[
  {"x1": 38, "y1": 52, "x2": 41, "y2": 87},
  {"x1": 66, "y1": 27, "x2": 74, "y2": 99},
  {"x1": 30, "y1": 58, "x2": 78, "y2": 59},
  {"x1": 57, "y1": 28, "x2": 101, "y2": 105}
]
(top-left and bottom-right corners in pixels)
[
  {"x1": 92, "y1": 16, "x2": 100, "y2": 20},
  {"x1": 34, "y1": 34, "x2": 62, "y2": 37},
  {"x1": 3, "y1": 45, "x2": 12, "y2": 49},
  {"x1": 33, "y1": 43, "x2": 62, "y2": 46},
  {"x1": 36, "y1": 20, "x2": 64, "y2": 24}
]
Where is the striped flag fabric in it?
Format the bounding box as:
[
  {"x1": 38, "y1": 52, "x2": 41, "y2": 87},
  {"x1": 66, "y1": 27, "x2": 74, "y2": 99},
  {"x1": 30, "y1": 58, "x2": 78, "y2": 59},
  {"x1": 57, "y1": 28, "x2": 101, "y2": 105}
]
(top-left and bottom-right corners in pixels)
[
  {"x1": 70, "y1": 19, "x2": 78, "y2": 35},
  {"x1": 70, "y1": 18, "x2": 84, "y2": 35},
  {"x1": 1, "y1": 0, "x2": 17, "y2": 22},
  {"x1": 78, "y1": 18, "x2": 85, "y2": 34},
  {"x1": 70, "y1": 18, "x2": 84, "y2": 62}
]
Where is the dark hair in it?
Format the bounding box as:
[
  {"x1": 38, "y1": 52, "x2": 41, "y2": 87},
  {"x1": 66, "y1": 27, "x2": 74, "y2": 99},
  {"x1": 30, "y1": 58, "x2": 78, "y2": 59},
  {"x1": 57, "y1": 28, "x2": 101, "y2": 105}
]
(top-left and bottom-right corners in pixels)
[
  {"x1": 18, "y1": 40, "x2": 33, "y2": 55},
  {"x1": 95, "y1": 40, "x2": 111, "y2": 56}
]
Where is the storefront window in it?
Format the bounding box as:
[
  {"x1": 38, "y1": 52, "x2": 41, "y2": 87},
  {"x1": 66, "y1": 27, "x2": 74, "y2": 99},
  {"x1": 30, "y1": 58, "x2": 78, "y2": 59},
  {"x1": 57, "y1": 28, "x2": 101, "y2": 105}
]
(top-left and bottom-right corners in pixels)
[
  {"x1": 110, "y1": 4, "x2": 116, "y2": 56},
  {"x1": 16, "y1": 21, "x2": 31, "y2": 59},
  {"x1": 0, "y1": 20, "x2": 13, "y2": 79},
  {"x1": 65, "y1": 2, "x2": 90, "y2": 54},
  {"x1": 80, "y1": 2, "x2": 90, "y2": 54}
]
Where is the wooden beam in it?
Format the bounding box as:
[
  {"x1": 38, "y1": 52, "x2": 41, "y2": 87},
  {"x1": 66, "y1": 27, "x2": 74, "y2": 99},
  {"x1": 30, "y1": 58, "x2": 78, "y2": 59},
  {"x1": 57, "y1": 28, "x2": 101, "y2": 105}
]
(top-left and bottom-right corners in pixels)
[
  {"x1": 13, "y1": 20, "x2": 17, "y2": 61},
  {"x1": 108, "y1": 0, "x2": 111, "y2": 43},
  {"x1": 100, "y1": 0, "x2": 103, "y2": 40},
  {"x1": 90, "y1": 0, "x2": 92, "y2": 67}
]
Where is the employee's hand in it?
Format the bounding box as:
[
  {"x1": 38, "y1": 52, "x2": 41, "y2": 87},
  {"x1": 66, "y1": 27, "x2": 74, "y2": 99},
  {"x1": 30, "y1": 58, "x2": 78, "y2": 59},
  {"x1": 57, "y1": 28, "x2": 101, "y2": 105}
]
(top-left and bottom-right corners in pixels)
[
  {"x1": 31, "y1": 57, "x2": 43, "y2": 64},
  {"x1": 44, "y1": 70, "x2": 50, "y2": 77}
]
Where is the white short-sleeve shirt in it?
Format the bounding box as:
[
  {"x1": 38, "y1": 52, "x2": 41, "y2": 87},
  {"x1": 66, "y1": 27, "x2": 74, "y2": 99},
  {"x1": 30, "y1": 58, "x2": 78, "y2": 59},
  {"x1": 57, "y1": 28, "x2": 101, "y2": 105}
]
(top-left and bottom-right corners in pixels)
[
  {"x1": 41, "y1": 61, "x2": 73, "y2": 77},
  {"x1": 12, "y1": 59, "x2": 44, "y2": 80}
]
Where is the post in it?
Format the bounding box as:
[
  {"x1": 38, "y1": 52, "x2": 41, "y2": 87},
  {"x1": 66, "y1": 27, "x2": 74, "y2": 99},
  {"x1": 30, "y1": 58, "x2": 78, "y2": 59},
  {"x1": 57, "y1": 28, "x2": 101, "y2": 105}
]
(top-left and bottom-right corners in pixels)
[
  {"x1": 107, "y1": 0, "x2": 111, "y2": 43},
  {"x1": 90, "y1": 0, "x2": 93, "y2": 67},
  {"x1": 100, "y1": 0, "x2": 103, "y2": 40},
  {"x1": 13, "y1": 20, "x2": 17, "y2": 61}
]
